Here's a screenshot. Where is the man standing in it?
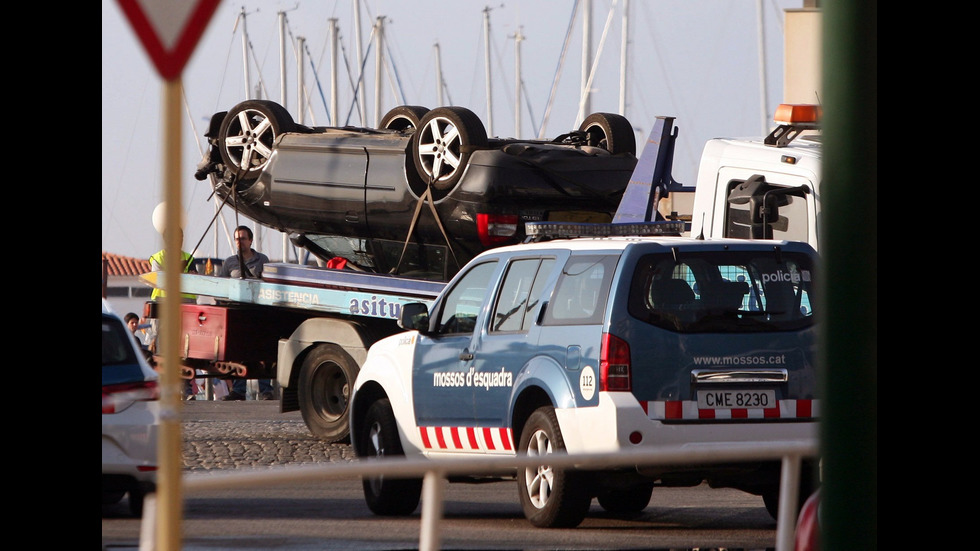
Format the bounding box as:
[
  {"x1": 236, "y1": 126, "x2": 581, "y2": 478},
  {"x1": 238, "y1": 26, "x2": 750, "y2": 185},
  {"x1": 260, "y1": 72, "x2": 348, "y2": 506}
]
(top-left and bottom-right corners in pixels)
[{"x1": 219, "y1": 225, "x2": 276, "y2": 401}]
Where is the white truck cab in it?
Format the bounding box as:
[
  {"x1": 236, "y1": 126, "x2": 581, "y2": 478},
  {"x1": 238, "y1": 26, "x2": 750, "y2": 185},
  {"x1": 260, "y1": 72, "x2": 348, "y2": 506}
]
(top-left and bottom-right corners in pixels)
[{"x1": 689, "y1": 104, "x2": 822, "y2": 251}]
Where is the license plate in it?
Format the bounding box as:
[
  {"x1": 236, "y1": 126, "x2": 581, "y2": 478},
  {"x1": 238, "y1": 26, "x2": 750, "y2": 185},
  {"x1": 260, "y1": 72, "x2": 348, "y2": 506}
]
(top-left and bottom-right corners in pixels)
[{"x1": 696, "y1": 389, "x2": 775, "y2": 409}]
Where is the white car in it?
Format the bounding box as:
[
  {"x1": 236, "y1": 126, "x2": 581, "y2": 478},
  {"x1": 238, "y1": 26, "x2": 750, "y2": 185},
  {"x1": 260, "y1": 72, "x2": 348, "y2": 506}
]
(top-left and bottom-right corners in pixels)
[{"x1": 102, "y1": 300, "x2": 160, "y2": 516}]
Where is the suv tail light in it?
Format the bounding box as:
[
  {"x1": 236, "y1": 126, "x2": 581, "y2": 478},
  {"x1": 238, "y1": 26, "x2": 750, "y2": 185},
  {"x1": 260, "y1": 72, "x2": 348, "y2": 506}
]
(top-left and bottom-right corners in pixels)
[
  {"x1": 600, "y1": 332, "x2": 631, "y2": 391},
  {"x1": 102, "y1": 380, "x2": 160, "y2": 414},
  {"x1": 477, "y1": 213, "x2": 519, "y2": 247}
]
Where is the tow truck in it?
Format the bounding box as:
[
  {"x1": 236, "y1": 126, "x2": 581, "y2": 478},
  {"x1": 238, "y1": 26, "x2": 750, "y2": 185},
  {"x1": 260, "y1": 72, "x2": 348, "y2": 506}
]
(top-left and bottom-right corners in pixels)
[
  {"x1": 142, "y1": 104, "x2": 820, "y2": 444},
  {"x1": 689, "y1": 103, "x2": 822, "y2": 250}
]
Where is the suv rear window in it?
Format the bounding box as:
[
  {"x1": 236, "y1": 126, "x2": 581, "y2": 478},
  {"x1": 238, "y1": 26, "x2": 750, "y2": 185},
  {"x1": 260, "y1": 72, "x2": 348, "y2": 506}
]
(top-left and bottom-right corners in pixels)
[{"x1": 627, "y1": 250, "x2": 815, "y2": 333}]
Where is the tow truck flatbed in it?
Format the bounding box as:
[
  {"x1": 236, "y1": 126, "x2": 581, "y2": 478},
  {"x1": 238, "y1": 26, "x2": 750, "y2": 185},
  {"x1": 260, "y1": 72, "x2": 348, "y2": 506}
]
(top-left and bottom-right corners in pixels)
[{"x1": 140, "y1": 263, "x2": 444, "y2": 320}]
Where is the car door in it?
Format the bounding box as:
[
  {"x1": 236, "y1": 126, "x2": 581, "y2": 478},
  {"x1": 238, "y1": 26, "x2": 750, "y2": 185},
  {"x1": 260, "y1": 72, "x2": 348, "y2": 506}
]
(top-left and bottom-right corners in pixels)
[
  {"x1": 470, "y1": 256, "x2": 557, "y2": 426},
  {"x1": 411, "y1": 259, "x2": 500, "y2": 428}
]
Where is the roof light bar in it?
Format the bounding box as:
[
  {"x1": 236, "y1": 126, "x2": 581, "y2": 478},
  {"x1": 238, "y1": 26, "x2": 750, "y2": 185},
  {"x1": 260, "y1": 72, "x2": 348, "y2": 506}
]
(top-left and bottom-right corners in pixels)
[
  {"x1": 773, "y1": 103, "x2": 821, "y2": 125},
  {"x1": 525, "y1": 221, "x2": 684, "y2": 240}
]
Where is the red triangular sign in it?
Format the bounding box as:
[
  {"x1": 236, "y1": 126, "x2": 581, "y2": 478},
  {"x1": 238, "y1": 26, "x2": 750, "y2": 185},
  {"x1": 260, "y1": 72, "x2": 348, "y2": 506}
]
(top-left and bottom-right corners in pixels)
[{"x1": 116, "y1": 0, "x2": 222, "y2": 80}]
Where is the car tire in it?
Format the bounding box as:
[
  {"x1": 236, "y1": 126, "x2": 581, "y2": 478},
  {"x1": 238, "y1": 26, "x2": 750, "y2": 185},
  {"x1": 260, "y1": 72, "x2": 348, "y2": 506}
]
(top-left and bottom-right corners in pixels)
[
  {"x1": 517, "y1": 406, "x2": 591, "y2": 528},
  {"x1": 218, "y1": 100, "x2": 297, "y2": 182},
  {"x1": 128, "y1": 486, "x2": 146, "y2": 518},
  {"x1": 358, "y1": 398, "x2": 423, "y2": 515},
  {"x1": 762, "y1": 474, "x2": 817, "y2": 521},
  {"x1": 596, "y1": 482, "x2": 653, "y2": 513},
  {"x1": 380, "y1": 105, "x2": 429, "y2": 132},
  {"x1": 412, "y1": 106, "x2": 488, "y2": 191},
  {"x1": 578, "y1": 112, "x2": 636, "y2": 156},
  {"x1": 298, "y1": 344, "x2": 358, "y2": 443}
]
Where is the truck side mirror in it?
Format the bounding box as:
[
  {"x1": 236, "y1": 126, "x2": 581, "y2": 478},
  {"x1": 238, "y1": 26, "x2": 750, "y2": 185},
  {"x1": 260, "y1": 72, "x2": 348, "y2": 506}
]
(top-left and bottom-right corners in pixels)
[{"x1": 399, "y1": 302, "x2": 430, "y2": 333}]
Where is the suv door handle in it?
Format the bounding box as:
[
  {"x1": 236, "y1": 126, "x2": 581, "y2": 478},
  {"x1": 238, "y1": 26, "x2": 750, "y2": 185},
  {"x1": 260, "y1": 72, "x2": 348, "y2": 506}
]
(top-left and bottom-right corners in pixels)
[{"x1": 459, "y1": 352, "x2": 474, "y2": 361}]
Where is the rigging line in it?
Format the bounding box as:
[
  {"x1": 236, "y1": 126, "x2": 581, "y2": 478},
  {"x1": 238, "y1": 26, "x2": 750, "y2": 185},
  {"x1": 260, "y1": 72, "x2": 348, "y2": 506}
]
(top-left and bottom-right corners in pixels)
[
  {"x1": 345, "y1": 28, "x2": 377, "y2": 125},
  {"x1": 338, "y1": 39, "x2": 366, "y2": 125},
  {"x1": 382, "y1": 39, "x2": 408, "y2": 106},
  {"x1": 210, "y1": 15, "x2": 240, "y2": 114},
  {"x1": 520, "y1": 79, "x2": 540, "y2": 138},
  {"x1": 575, "y1": 0, "x2": 619, "y2": 127},
  {"x1": 539, "y1": 0, "x2": 579, "y2": 139},
  {"x1": 490, "y1": 26, "x2": 515, "y2": 130},
  {"x1": 303, "y1": 40, "x2": 333, "y2": 123}
]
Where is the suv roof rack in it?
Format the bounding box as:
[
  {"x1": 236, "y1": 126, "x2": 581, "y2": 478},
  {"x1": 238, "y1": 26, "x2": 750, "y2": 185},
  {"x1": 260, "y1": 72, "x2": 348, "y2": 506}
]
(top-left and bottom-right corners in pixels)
[{"x1": 524, "y1": 221, "x2": 685, "y2": 242}]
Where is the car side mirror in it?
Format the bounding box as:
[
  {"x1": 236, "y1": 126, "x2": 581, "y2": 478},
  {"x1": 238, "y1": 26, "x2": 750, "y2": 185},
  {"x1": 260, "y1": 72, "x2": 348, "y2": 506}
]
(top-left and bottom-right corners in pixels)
[{"x1": 399, "y1": 302, "x2": 430, "y2": 333}]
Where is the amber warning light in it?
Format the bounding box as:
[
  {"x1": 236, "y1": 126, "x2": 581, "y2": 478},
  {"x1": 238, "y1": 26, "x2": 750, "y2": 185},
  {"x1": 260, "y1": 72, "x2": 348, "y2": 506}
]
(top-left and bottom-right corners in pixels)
[{"x1": 773, "y1": 104, "x2": 821, "y2": 124}]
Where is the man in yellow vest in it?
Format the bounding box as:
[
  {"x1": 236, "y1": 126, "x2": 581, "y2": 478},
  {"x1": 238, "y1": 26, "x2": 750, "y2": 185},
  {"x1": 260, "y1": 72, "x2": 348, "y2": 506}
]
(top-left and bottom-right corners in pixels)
[
  {"x1": 148, "y1": 230, "x2": 197, "y2": 301},
  {"x1": 147, "y1": 230, "x2": 198, "y2": 399}
]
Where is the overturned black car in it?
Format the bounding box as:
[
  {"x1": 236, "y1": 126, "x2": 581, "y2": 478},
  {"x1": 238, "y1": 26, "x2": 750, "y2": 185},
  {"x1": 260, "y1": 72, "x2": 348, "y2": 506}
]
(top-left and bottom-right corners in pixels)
[{"x1": 196, "y1": 100, "x2": 638, "y2": 281}]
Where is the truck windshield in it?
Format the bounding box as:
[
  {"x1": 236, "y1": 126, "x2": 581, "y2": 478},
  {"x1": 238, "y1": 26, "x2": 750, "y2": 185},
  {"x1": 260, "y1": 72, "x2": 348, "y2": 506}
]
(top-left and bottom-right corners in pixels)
[{"x1": 627, "y1": 250, "x2": 815, "y2": 333}]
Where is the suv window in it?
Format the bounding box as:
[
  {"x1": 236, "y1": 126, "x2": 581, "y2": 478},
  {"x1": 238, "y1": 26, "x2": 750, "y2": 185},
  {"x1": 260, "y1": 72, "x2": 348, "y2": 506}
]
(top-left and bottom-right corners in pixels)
[
  {"x1": 627, "y1": 250, "x2": 815, "y2": 333},
  {"x1": 490, "y1": 257, "x2": 555, "y2": 333},
  {"x1": 434, "y1": 260, "x2": 498, "y2": 335},
  {"x1": 542, "y1": 255, "x2": 618, "y2": 325}
]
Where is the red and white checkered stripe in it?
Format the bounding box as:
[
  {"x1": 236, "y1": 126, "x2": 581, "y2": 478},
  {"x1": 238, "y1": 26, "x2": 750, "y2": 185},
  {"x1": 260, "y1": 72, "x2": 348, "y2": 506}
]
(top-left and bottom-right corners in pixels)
[
  {"x1": 418, "y1": 426, "x2": 514, "y2": 453},
  {"x1": 640, "y1": 399, "x2": 818, "y2": 420}
]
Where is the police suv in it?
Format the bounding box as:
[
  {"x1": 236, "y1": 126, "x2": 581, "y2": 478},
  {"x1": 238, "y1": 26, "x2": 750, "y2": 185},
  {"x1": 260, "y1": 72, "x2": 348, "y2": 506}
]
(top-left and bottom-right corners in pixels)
[{"x1": 349, "y1": 222, "x2": 819, "y2": 528}]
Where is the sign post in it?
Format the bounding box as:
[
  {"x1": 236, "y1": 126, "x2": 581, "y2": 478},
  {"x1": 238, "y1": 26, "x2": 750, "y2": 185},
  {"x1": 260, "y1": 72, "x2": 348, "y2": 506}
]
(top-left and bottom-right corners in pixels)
[{"x1": 114, "y1": 2, "x2": 220, "y2": 549}]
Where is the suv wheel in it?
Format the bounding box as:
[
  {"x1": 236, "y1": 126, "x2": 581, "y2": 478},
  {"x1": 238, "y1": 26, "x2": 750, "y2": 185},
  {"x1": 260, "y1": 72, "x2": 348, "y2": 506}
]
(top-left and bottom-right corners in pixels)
[
  {"x1": 517, "y1": 406, "x2": 591, "y2": 528},
  {"x1": 357, "y1": 398, "x2": 422, "y2": 515}
]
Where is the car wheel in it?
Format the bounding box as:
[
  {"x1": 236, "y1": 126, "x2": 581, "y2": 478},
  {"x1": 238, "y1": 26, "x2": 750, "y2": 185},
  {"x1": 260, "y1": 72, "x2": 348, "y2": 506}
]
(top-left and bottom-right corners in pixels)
[
  {"x1": 380, "y1": 105, "x2": 429, "y2": 132},
  {"x1": 357, "y1": 398, "x2": 422, "y2": 515},
  {"x1": 517, "y1": 406, "x2": 591, "y2": 528},
  {"x1": 298, "y1": 344, "x2": 358, "y2": 443},
  {"x1": 578, "y1": 112, "x2": 636, "y2": 156},
  {"x1": 218, "y1": 100, "x2": 296, "y2": 182},
  {"x1": 413, "y1": 106, "x2": 488, "y2": 191},
  {"x1": 128, "y1": 487, "x2": 146, "y2": 518},
  {"x1": 762, "y1": 476, "x2": 817, "y2": 521},
  {"x1": 103, "y1": 490, "x2": 125, "y2": 506},
  {"x1": 596, "y1": 482, "x2": 653, "y2": 513}
]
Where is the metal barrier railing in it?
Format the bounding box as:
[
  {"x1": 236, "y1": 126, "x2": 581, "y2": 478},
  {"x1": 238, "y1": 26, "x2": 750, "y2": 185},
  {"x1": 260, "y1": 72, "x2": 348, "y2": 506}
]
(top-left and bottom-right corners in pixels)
[{"x1": 143, "y1": 439, "x2": 817, "y2": 551}]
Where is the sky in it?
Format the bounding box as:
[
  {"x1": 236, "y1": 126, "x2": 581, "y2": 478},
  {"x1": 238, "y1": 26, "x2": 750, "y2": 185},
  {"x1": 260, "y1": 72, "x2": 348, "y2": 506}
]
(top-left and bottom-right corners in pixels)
[{"x1": 102, "y1": 0, "x2": 804, "y2": 261}]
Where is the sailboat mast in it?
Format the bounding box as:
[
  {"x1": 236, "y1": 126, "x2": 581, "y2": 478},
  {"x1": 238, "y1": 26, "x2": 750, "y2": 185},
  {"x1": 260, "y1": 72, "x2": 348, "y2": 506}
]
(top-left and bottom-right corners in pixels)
[
  {"x1": 619, "y1": 0, "x2": 628, "y2": 116},
  {"x1": 483, "y1": 6, "x2": 493, "y2": 137},
  {"x1": 514, "y1": 27, "x2": 524, "y2": 138},
  {"x1": 578, "y1": 0, "x2": 592, "y2": 124},
  {"x1": 330, "y1": 18, "x2": 340, "y2": 126},
  {"x1": 434, "y1": 43, "x2": 444, "y2": 106},
  {"x1": 354, "y1": 0, "x2": 367, "y2": 125},
  {"x1": 756, "y1": 0, "x2": 770, "y2": 134},
  {"x1": 374, "y1": 16, "x2": 385, "y2": 127},
  {"x1": 241, "y1": 7, "x2": 250, "y2": 99}
]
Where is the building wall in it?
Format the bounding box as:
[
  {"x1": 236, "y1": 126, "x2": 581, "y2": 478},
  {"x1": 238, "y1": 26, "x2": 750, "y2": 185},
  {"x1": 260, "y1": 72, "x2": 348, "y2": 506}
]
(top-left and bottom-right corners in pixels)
[
  {"x1": 784, "y1": 8, "x2": 822, "y2": 105},
  {"x1": 104, "y1": 274, "x2": 154, "y2": 317}
]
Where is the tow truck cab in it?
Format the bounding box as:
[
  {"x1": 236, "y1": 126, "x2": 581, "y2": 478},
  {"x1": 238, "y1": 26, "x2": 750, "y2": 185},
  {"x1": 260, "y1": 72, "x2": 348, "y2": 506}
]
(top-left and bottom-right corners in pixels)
[{"x1": 689, "y1": 104, "x2": 822, "y2": 251}]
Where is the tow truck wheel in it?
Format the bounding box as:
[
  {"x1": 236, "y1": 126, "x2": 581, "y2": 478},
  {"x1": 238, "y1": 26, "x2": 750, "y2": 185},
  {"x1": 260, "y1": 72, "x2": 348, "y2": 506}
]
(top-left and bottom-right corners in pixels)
[
  {"x1": 298, "y1": 345, "x2": 357, "y2": 443},
  {"x1": 358, "y1": 398, "x2": 422, "y2": 515},
  {"x1": 596, "y1": 482, "x2": 653, "y2": 513},
  {"x1": 517, "y1": 406, "x2": 591, "y2": 528}
]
